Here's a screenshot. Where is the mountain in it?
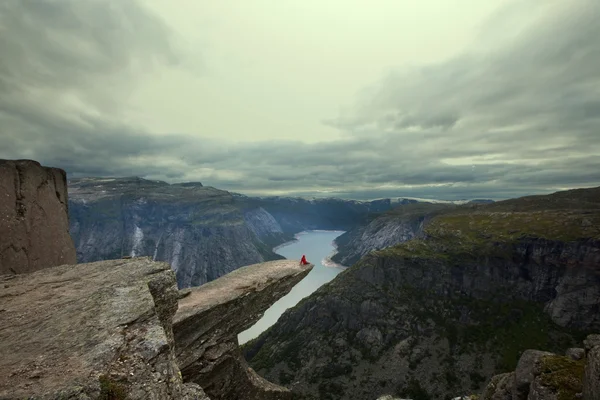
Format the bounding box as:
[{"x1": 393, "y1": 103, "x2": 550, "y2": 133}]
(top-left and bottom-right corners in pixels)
[
  {"x1": 68, "y1": 177, "x2": 396, "y2": 288},
  {"x1": 331, "y1": 202, "x2": 455, "y2": 267},
  {"x1": 243, "y1": 186, "x2": 600, "y2": 400}
]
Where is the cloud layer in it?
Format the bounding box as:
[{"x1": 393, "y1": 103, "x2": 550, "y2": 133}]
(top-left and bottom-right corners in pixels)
[{"x1": 1, "y1": 0, "x2": 599, "y2": 200}]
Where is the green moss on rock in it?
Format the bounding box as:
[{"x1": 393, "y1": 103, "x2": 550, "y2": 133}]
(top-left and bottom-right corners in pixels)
[{"x1": 539, "y1": 355, "x2": 585, "y2": 400}]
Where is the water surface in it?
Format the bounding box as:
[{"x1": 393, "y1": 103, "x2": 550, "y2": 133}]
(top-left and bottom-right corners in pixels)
[{"x1": 238, "y1": 230, "x2": 345, "y2": 344}]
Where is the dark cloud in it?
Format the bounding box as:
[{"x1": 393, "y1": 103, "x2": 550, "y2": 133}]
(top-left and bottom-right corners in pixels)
[{"x1": 0, "y1": 0, "x2": 599, "y2": 200}]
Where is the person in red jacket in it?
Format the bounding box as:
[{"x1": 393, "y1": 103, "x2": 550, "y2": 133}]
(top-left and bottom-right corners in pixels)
[{"x1": 300, "y1": 255, "x2": 309, "y2": 265}]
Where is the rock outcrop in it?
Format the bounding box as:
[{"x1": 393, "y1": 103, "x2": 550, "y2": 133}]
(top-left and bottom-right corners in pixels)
[
  {"x1": 584, "y1": 334, "x2": 600, "y2": 399},
  {"x1": 174, "y1": 259, "x2": 313, "y2": 400},
  {"x1": 331, "y1": 202, "x2": 453, "y2": 266},
  {"x1": 479, "y1": 337, "x2": 600, "y2": 400},
  {"x1": 244, "y1": 187, "x2": 600, "y2": 400},
  {"x1": 0, "y1": 159, "x2": 76, "y2": 275},
  {"x1": 0, "y1": 257, "x2": 312, "y2": 399}
]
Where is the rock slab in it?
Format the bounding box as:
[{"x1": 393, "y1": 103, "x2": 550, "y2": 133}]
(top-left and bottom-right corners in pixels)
[
  {"x1": 174, "y1": 259, "x2": 314, "y2": 400},
  {"x1": 0, "y1": 257, "x2": 206, "y2": 399},
  {"x1": 0, "y1": 159, "x2": 76, "y2": 275},
  {"x1": 0, "y1": 257, "x2": 312, "y2": 399}
]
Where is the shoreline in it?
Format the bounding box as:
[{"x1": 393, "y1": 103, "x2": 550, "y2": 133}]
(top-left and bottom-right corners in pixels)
[
  {"x1": 271, "y1": 230, "x2": 347, "y2": 267},
  {"x1": 272, "y1": 229, "x2": 345, "y2": 254},
  {"x1": 322, "y1": 238, "x2": 347, "y2": 268}
]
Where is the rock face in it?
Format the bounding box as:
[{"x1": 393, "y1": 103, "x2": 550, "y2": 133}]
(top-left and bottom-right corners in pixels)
[
  {"x1": 0, "y1": 159, "x2": 76, "y2": 275},
  {"x1": 244, "y1": 187, "x2": 600, "y2": 400},
  {"x1": 584, "y1": 334, "x2": 600, "y2": 400},
  {"x1": 0, "y1": 258, "x2": 204, "y2": 399},
  {"x1": 174, "y1": 259, "x2": 313, "y2": 400},
  {"x1": 480, "y1": 341, "x2": 597, "y2": 400},
  {"x1": 0, "y1": 257, "x2": 311, "y2": 399},
  {"x1": 68, "y1": 177, "x2": 393, "y2": 288},
  {"x1": 68, "y1": 177, "x2": 289, "y2": 288},
  {"x1": 331, "y1": 202, "x2": 453, "y2": 266}
]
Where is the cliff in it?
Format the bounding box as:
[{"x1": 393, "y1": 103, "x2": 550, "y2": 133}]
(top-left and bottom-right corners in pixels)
[
  {"x1": 0, "y1": 159, "x2": 76, "y2": 275},
  {"x1": 174, "y1": 259, "x2": 313, "y2": 399},
  {"x1": 0, "y1": 257, "x2": 312, "y2": 399},
  {"x1": 331, "y1": 202, "x2": 453, "y2": 266},
  {"x1": 244, "y1": 186, "x2": 600, "y2": 399},
  {"x1": 68, "y1": 178, "x2": 394, "y2": 288},
  {"x1": 68, "y1": 177, "x2": 288, "y2": 288}
]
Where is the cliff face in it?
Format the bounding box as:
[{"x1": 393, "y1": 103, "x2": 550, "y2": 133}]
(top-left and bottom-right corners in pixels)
[
  {"x1": 68, "y1": 178, "x2": 394, "y2": 288},
  {"x1": 174, "y1": 259, "x2": 313, "y2": 400},
  {"x1": 68, "y1": 178, "x2": 288, "y2": 288},
  {"x1": 331, "y1": 202, "x2": 453, "y2": 266},
  {"x1": 0, "y1": 257, "x2": 312, "y2": 399},
  {"x1": 479, "y1": 336, "x2": 600, "y2": 400},
  {"x1": 244, "y1": 187, "x2": 600, "y2": 400},
  {"x1": 0, "y1": 258, "x2": 205, "y2": 399},
  {"x1": 0, "y1": 159, "x2": 76, "y2": 275}
]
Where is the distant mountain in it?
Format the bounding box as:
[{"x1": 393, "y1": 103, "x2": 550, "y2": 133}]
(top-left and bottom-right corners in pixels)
[
  {"x1": 244, "y1": 186, "x2": 600, "y2": 400},
  {"x1": 68, "y1": 177, "x2": 397, "y2": 288}
]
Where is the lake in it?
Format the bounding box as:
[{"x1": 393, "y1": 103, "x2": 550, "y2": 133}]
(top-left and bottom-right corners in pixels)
[{"x1": 238, "y1": 230, "x2": 346, "y2": 344}]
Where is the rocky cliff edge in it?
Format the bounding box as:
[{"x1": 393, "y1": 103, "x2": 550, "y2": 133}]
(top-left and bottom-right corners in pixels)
[
  {"x1": 0, "y1": 257, "x2": 312, "y2": 399},
  {"x1": 0, "y1": 159, "x2": 76, "y2": 275}
]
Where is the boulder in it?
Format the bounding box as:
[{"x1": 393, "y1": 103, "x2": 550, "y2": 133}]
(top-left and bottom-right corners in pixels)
[
  {"x1": 0, "y1": 159, "x2": 76, "y2": 275},
  {"x1": 513, "y1": 350, "x2": 554, "y2": 399},
  {"x1": 481, "y1": 372, "x2": 514, "y2": 400}
]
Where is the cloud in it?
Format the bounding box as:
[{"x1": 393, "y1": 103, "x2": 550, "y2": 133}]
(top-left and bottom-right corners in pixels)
[{"x1": 0, "y1": 0, "x2": 599, "y2": 200}]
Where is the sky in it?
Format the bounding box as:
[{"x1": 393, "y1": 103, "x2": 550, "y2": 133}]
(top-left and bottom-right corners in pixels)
[{"x1": 1, "y1": 0, "x2": 599, "y2": 200}]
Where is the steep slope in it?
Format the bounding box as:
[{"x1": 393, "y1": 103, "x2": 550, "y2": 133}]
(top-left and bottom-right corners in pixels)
[
  {"x1": 331, "y1": 202, "x2": 454, "y2": 266},
  {"x1": 69, "y1": 177, "x2": 287, "y2": 288},
  {"x1": 244, "y1": 187, "x2": 600, "y2": 400}
]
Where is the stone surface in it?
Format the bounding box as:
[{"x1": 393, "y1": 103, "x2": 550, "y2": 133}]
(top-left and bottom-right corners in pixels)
[
  {"x1": 513, "y1": 350, "x2": 554, "y2": 399},
  {"x1": 0, "y1": 159, "x2": 76, "y2": 275},
  {"x1": 0, "y1": 257, "x2": 309, "y2": 399},
  {"x1": 566, "y1": 348, "x2": 585, "y2": 361},
  {"x1": 0, "y1": 257, "x2": 207, "y2": 399},
  {"x1": 481, "y1": 373, "x2": 514, "y2": 400},
  {"x1": 584, "y1": 334, "x2": 600, "y2": 400},
  {"x1": 482, "y1": 350, "x2": 591, "y2": 400},
  {"x1": 174, "y1": 259, "x2": 313, "y2": 400},
  {"x1": 331, "y1": 202, "x2": 452, "y2": 266}
]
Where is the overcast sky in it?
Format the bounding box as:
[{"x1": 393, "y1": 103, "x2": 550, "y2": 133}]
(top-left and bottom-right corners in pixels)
[{"x1": 1, "y1": 0, "x2": 599, "y2": 200}]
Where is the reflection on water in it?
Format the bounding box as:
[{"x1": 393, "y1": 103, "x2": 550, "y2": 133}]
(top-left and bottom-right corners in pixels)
[{"x1": 238, "y1": 230, "x2": 346, "y2": 344}]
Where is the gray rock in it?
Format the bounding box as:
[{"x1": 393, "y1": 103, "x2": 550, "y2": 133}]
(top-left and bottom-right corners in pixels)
[
  {"x1": 0, "y1": 257, "x2": 313, "y2": 399},
  {"x1": 528, "y1": 377, "x2": 558, "y2": 400},
  {"x1": 174, "y1": 260, "x2": 313, "y2": 400},
  {"x1": 0, "y1": 159, "x2": 76, "y2": 275},
  {"x1": 584, "y1": 334, "x2": 600, "y2": 400},
  {"x1": 0, "y1": 257, "x2": 204, "y2": 399},
  {"x1": 513, "y1": 350, "x2": 554, "y2": 400},
  {"x1": 565, "y1": 348, "x2": 585, "y2": 361},
  {"x1": 481, "y1": 373, "x2": 514, "y2": 400},
  {"x1": 331, "y1": 202, "x2": 452, "y2": 266}
]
